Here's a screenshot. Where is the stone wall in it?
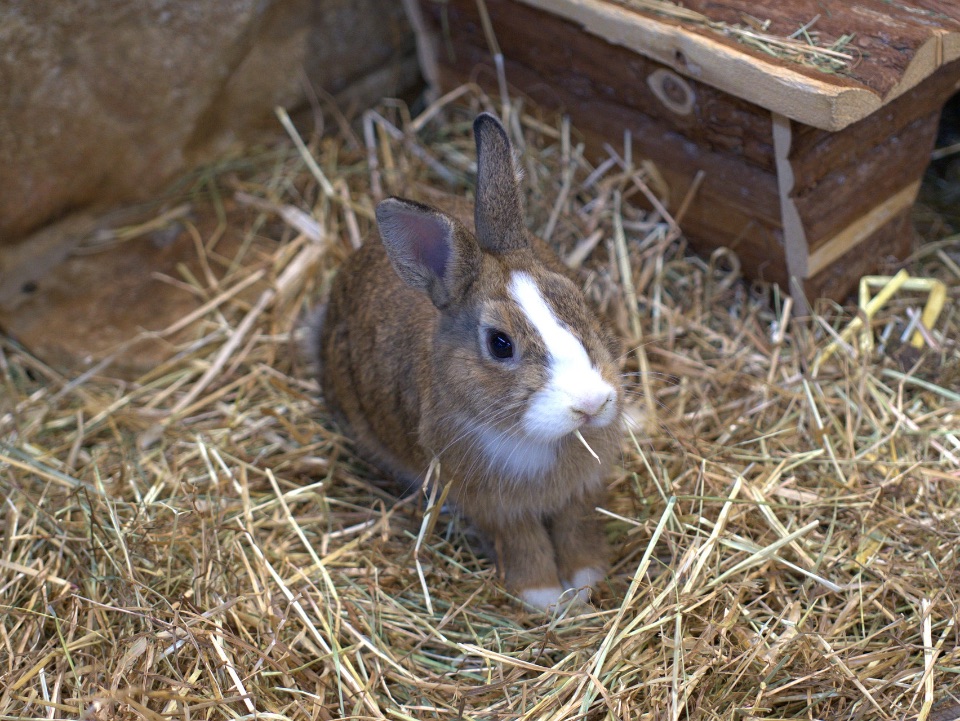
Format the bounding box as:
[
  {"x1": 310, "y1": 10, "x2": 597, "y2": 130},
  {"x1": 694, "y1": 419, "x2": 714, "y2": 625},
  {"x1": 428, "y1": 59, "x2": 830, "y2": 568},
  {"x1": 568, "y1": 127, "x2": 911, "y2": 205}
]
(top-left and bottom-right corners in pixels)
[{"x1": 0, "y1": 0, "x2": 419, "y2": 304}]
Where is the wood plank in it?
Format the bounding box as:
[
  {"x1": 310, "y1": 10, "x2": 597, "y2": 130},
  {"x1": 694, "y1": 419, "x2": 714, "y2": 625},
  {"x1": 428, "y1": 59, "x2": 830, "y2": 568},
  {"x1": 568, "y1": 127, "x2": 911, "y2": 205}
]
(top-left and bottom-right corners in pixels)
[
  {"x1": 503, "y1": 0, "x2": 960, "y2": 130},
  {"x1": 804, "y1": 208, "x2": 915, "y2": 301},
  {"x1": 793, "y1": 110, "x2": 941, "y2": 249},
  {"x1": 675, "y1": 199, "x2": 788, "y2": 289},
  {"x1": 427, "y1": 0, "x2": 777, "y2": 170},
  {"x1": 509, "y1": 0, "x2": 878, "y2": 131},
  {"x1": 772, "y1": 113, "x2": 809, "y2": 285},
  {"x1": 670, "y1": 0, "x2": 960, "y2": 96},
  {"x1": 433, "y1": 57, "x2": 783, "y2": 225},
  {"x1": 789, "y1": 57, "x2": 960, "y2": 191},
  {"x1": 438, "y1": 54, "x2": 789, "y2": 286},
  {"x1": 805, "y1": 181, "x2": 921, "y2": 278}
]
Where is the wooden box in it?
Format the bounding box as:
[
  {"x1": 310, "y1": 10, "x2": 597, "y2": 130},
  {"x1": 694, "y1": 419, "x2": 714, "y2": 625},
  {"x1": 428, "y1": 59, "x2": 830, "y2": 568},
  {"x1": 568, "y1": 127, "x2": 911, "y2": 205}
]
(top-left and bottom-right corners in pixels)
[{"x1": 414, "y1": 0, "x2": 960, "y2": 302}]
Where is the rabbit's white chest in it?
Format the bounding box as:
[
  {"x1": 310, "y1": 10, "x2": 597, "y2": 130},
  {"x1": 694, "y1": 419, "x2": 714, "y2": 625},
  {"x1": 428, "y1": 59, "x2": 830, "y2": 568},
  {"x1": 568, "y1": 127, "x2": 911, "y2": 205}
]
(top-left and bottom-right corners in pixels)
[{"x1": 470, "y1": 424, "x2": 557, "y2": 480}]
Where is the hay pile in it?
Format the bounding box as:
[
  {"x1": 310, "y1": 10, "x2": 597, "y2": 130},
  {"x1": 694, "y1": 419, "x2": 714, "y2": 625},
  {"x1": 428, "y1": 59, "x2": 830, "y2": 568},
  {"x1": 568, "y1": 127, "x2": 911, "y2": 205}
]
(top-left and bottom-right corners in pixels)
[{"x1": 2, "y1": 87, "x2": 959, "y2": 720}]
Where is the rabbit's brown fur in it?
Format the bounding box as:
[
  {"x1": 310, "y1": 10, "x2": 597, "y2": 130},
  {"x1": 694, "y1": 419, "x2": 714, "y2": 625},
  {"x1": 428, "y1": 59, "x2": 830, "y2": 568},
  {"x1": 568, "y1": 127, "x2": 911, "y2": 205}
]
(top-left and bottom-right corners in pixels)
[{"x1": 318, "y1": 114, "x2": 623, "y2": 609}]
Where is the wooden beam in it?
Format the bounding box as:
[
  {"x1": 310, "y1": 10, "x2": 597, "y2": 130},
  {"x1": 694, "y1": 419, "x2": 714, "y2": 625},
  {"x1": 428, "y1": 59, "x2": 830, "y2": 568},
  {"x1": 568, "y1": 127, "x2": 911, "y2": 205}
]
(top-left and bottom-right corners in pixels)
[
  {"x1": 515, "y1": 0, "x2": 878, "y2": 131},
  {"x1": 806, "y1": 181, "x2": 921, "y2": 278},
  {"x1": 513, "y1": 0, "x2": 960, "y2": 131},
  {"x1": 772, "y1": 114, "x2": 808, "y2": 282}
]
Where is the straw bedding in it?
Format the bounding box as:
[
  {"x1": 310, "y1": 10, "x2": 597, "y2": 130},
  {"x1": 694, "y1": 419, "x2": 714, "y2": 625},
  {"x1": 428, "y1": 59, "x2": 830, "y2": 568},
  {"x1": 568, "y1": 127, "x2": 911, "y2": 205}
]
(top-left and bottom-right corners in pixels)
[{"x1": 2, "y1": 87, "x2": 959, "y2": 720}]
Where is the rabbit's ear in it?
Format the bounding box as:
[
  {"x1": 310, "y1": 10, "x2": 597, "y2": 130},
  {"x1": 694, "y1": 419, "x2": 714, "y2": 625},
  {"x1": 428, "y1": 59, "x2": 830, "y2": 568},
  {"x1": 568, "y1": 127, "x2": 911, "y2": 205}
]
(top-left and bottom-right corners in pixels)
[
  {"x1": 376, "y1": 197, "x2": 481, "y2": 310},
  {"x1": 474, "y1": 113, "x2": 528, "y2": 254}
]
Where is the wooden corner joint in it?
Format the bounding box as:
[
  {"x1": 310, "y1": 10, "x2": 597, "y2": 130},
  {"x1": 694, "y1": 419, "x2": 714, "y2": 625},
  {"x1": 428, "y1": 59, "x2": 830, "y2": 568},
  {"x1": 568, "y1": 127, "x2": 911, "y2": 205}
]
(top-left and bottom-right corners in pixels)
[{"x1": 805, "y1": 180, "x2": 922, "y2": 278}]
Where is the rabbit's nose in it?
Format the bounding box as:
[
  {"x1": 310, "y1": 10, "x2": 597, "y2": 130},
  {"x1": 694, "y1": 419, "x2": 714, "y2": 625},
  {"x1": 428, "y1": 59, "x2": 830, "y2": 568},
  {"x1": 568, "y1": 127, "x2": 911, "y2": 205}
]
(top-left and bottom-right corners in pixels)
[{"x1": 572, "y1": 389, "x2": 614, "y2": 419}]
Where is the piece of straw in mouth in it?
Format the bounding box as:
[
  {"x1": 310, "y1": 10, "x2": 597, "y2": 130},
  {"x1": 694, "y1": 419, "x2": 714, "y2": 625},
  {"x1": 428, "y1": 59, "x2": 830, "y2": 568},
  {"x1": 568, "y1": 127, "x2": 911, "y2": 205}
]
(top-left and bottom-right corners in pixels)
[{"x1": 575, "y1": 429, "x2": 602, "y2": 464}]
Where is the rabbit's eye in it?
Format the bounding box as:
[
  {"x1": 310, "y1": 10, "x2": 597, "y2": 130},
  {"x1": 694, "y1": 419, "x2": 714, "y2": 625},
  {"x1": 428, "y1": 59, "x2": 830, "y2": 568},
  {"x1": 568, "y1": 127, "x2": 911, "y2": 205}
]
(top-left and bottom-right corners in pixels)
[{"x1": 487, "y1": 329, "x2": 514, "y2": 360}]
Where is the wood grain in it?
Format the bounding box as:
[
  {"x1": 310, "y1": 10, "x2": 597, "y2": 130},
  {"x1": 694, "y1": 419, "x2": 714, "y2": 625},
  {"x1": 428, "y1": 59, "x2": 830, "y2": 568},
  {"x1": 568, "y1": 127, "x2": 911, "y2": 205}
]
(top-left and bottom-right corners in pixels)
[
  {"x1": 428, "y1": 0, "x2": 776, "y2": 169},
  {"x1": 806, "y1": 181, "x2": 921, "y2": 277},
  {"x1": 512, "y1": 0, "x2": 960, "y2": 129},
  {"x1": 430, "y1": 24, "x2": 788, "y2": 283},
  {"x1": 672, "y1": 0, "x2": 960, "y2": 95},
  {"x1": 793, "y1": 110, "x2": 941, "y2": 250},
  {"x1": 805, "y1": 207, "x2": 915, "y2": 301},
  {"x1": 789, "y1": 57, "x2": 960, "y2": 191},
  {"x1": 419, "y1": 0, "x2": 960, "y2": 301}
]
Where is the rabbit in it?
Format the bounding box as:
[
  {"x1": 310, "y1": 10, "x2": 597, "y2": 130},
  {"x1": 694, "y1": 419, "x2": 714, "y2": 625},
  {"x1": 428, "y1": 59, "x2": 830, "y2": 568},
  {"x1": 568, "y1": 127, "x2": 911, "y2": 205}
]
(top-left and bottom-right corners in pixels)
[{"x1": 316, "y1": 112, "x2": 623, "y2": 611}]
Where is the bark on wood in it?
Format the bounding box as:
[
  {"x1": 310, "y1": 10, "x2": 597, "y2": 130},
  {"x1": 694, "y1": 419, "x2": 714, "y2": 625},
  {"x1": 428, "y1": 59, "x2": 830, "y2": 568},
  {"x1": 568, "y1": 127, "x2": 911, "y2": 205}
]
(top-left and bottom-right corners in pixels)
[
  {"x1": 671, "y1": 0, "x2": 960, "y2": 96},
  {"x1": 507, "y1": 0, "x2": 960, "y2": 130},
  {"x1": 790, "y1": 58, "x2": 960, "y2": 191},
  {"x1": 804, "y1": 208, "x2": 916, "y2": 302},
  {"x1": 793, "y1": 111, "x2": 940, "y2": 250},
  {"x1": 434, "y1": 51, "x2": 786, "y2": 278},
  {"x1": 428, "y1": 0, "x2": 776, "y2": 169}
]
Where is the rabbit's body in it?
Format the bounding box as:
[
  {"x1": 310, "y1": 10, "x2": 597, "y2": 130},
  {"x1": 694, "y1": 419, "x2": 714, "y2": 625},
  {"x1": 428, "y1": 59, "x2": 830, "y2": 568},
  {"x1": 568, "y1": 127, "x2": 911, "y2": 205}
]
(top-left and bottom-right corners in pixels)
[{"x1": 318, "y1": 114, "x2": 622, "y2": 609}]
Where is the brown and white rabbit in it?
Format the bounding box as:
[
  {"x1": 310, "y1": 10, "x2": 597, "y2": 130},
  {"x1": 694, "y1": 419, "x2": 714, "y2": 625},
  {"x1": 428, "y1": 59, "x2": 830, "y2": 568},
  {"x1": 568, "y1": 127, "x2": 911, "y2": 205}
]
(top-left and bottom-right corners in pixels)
[{"x1": 317, "y1": 113, "x2": 622, "y2": 610}]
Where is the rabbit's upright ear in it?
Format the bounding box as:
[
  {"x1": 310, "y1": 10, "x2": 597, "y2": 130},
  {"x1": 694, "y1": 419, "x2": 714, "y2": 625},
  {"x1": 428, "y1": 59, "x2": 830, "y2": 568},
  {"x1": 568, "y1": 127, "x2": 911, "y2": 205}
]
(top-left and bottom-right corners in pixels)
[
  {"x1": 474, "y1": 113, "x2": 528, "y2": 254},
  {"x1": 376, "y1": 198, "x2": 481, "y2": 310}
]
